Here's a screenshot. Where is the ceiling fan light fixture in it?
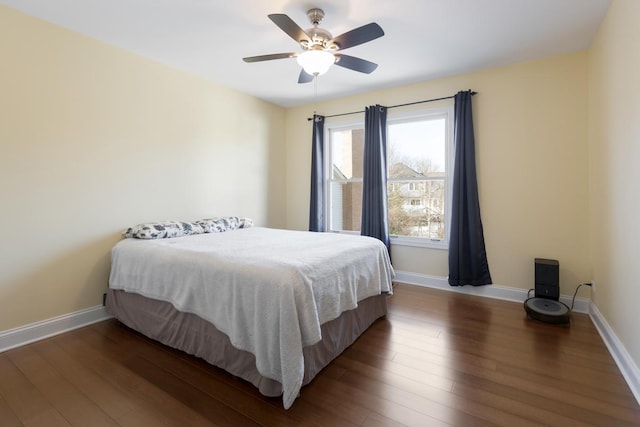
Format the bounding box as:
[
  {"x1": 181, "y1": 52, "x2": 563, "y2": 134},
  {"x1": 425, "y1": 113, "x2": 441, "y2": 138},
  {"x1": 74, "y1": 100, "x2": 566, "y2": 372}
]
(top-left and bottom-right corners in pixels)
[{"x1": 296, "y1": 50, "x2": 335, "y2": 76}]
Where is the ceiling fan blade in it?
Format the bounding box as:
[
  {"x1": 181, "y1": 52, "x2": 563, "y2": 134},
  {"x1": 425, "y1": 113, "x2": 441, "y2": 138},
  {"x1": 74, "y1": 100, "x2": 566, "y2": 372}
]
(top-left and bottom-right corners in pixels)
[
  {"x1": 268, "y1": 14, "x2": 310, "y2": 44},
  {"x1": 243, "y1": 53, "x2": 296, "y2": 63},
  {"x1": 330, "y1": 23, "x2": 384, "y2": 50},
  {"x1": 298, "y1": 69, "x2": 314, "y2": 84},
  {"x1": 334, "y1": 54, "x2": 378, "y2": 74}
]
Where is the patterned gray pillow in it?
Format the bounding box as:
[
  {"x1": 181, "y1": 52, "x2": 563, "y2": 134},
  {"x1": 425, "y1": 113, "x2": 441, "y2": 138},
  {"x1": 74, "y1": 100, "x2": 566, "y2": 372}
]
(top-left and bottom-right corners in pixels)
[
  {"x1": 195, "y1": 216, "x2": 253, "y2": 233},
  {"x1": 238, "y1": 217, "x2": 253, "y2": 229},
  {"x1": 123, "y1": 221, "x2": 205, "y2": 239}
]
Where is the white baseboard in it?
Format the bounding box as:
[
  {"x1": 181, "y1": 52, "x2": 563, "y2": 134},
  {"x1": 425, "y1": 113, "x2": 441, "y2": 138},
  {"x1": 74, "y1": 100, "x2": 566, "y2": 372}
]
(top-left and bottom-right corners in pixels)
[
  {"x1": 0, "y1": 305, "x2": 112, "y2": 353},
  {"x1": 393, "y1": 270, "x2": 591, "y2": 313},
  {"x1": 589, "y1": 303, "x2": 640, "y2": 405}
]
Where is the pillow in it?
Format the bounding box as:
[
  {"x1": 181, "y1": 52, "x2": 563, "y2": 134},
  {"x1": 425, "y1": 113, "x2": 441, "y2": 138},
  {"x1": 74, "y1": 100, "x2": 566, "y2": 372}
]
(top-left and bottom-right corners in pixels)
[
  {"x1": 238, "y1": 217, "x2": 253, "y2": 229},
  {"x1": 123, "y1": 220, "x2": 205, "y2": 239},
  {"x1": 195, "y1": 216, "x2": 253, "y2": 233}
]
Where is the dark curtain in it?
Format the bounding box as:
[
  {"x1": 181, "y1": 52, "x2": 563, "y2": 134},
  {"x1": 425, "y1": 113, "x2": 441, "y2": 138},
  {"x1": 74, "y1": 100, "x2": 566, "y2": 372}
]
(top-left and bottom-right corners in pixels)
[
  {"x1": 361, "y1": 105, "x2": 391, "y2": 254},
  {"x1": 309, "y1": 114, "x2": 325, "y2": 232},
  {"x1": 448, "y1": 91, "x2": 492, "y2": 286}
]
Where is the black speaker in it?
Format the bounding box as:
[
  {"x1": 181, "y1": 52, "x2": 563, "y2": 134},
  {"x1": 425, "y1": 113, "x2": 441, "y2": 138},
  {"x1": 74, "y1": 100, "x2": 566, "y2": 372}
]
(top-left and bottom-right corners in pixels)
[{"x1": 534, "y1": 258, "x2": 559, "y2": 300}]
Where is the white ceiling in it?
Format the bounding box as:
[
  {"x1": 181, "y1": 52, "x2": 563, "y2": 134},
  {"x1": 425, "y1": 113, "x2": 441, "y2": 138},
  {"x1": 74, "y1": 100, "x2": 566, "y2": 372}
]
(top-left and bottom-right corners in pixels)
[{"x1": 2, "y1": 0, "x2": 611, "y2": 108}]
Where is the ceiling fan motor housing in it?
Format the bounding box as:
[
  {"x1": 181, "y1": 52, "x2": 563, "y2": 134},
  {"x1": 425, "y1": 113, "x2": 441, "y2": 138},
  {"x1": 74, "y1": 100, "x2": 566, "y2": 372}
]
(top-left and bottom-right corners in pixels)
[
  {"x1": 301, "y1": 9, "x2": 336, "y2": 51},
  {"x1": 306, "y1": 8, "x2": 325, "y2": 25}
]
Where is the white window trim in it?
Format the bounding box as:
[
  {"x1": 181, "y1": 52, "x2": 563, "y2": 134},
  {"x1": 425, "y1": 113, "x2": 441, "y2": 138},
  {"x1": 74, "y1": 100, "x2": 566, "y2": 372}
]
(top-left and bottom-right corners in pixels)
[{"x1": 324, "y1": 105, "x2": 454, "y2": 250}]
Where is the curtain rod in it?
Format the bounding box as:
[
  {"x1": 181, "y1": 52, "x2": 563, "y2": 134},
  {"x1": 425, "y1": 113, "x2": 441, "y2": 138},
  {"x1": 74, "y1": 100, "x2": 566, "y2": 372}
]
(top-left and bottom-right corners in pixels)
[{"x1": 306, "y1": 91, "x2": 476, "y2": 121}]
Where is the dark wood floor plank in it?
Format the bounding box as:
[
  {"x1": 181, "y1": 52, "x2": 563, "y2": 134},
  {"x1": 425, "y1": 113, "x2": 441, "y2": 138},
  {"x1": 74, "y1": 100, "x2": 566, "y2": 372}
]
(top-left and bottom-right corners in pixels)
[
  {"x1": 276, "y1": 398, "x2": 359, "y2": 427},
  {"x1": 496, "y1": 362, "x2": 640, "y2": 414},
  {"x1": 341, "y1": 344, "x2": 456, "y2": 392},
  {"x1": 333, "y1": 357, "x2": 539, "y2": 427},
  {"x1": 47, "y1": 332, "x2": 175, "y2": 427},
  {"x1": 51, "y1": 331, "x2": 216, "y2": 427},
  {"x1": 447, "y1": 337, "x2": 629, "y2": 394},
  {"x1": 0, "y1": 283, "x2": 638, "y2": 427},
  {"x1": 5, "y1": 346, "x2": 119, "y2": 427},
  {"x1": 312, "y1": 373, "x2": 455, "y2": 427},
  {"x1": 361, "y1": 411, "x2": 417, "y2": 427},
  {"x1": 352, "y1": 330, "x2": 500, "y2": 374},
  {"x1": 453, "y1": 371, "x2": 640, "y2": 426},
  {"x1": 114, "y1": 410, "x2": 175, "y2": 427},
  {"x1": 0, "y1": 353, "x2": 71, "y2": 427},
  {"x1": 123, "y1": 354, "x2": 261, "y2": 427},
  {"x1": 388, "y1": 306, "x2": 613, "y2": 368},
  {"x1": 0, "y1": 394, "x2": 23, "y2": 427},
  {"x1": 30, "y1": 338, "x2": 134, "y2": 421},
  {"x1": 451, "y1": 379, "x2": 593, "y2": 427}
]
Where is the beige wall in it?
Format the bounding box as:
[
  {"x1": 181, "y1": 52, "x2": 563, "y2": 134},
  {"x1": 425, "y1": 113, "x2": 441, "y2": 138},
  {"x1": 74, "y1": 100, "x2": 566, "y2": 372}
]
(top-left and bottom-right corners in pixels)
[
  {"x1": 286, "y1": 52, "x2": 591, "y2": 293},
  {"x1": 588, "y1": 0, "x2": 640, "y2": 368},
  {"x1": 0, "y1": 6, "x2": 286, "y2": 331}
]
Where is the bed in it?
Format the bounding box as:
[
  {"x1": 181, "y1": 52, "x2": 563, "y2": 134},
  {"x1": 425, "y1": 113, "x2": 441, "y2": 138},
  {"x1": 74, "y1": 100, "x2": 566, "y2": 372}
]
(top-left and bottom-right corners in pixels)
[{"x1": 107, "y1": 221, "x2": 394, "y2": 409}]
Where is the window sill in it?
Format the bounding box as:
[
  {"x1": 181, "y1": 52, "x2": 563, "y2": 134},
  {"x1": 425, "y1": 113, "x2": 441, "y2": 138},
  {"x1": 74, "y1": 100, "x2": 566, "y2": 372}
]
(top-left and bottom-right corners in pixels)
[
  {"x1": 390, "y1": 235, "x2": 448, "y2": 250},
  {"x1": 328, "y1": 231, "x2": 448, "y2": 250}
]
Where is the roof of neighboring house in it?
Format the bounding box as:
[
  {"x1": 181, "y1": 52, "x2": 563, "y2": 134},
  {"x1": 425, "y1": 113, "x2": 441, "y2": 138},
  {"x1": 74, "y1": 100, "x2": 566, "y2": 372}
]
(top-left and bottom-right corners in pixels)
[
  {"x1": 389, "y1": 162, "x2": 446, "y2": 179},
  {"x1": 389, "y1": 163, "x2": 424, "y2": 179},
  {"x1": 332, "y1": 164, "x2": 347, "y2": 180},
  {"x1": 332, "y1": 162, "x2": 444, "y2": 180}
]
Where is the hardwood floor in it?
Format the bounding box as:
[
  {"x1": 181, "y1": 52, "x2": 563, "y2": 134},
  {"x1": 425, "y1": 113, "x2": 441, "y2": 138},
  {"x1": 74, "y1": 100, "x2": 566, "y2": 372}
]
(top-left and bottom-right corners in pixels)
[{"x1": 1, "y1": 283, "x2": 639, "y2": 426}]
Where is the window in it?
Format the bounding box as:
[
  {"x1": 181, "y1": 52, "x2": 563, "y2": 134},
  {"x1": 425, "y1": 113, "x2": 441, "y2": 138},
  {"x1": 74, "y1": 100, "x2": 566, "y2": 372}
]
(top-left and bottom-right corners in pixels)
[
  {"x1": 326, "y1": 105, "x2": 454, "y2": 248},
  {"x1": 328, "y1": 126, "x2": 364, "y2": 233}
]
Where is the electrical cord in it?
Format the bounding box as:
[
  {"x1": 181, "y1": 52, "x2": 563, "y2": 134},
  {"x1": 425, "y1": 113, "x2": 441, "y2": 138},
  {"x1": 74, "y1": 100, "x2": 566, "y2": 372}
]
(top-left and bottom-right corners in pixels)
[{"x1": 570, "y1": 282, "x2": 592, "y2": 311}]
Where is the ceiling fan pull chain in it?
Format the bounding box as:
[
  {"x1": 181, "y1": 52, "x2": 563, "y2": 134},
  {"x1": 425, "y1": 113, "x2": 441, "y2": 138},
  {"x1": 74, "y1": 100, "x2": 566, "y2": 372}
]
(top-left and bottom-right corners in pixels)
[{"x1": 314, "y1": 75, "x2": 318, "y2": 113}]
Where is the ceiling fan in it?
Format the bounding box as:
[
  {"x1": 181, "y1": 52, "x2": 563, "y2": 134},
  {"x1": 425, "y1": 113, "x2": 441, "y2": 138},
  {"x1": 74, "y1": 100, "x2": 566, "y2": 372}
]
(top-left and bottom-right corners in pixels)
[{"x1": 243, "y1": 8, "x2": 384, "y2": 83}]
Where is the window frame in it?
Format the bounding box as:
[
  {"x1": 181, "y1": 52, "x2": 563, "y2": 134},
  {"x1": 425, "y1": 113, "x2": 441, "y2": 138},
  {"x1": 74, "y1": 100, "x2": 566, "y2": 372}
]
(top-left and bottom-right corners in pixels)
[
  {"x1": 324, "y1": 104, "x2": 454, "y2": 250},
  {"x1": 325, "y1": 119, "x2": 365, "y2": 236},
  {"x1": 387, "y1": 106, "x2": 454, "y2": 249}
]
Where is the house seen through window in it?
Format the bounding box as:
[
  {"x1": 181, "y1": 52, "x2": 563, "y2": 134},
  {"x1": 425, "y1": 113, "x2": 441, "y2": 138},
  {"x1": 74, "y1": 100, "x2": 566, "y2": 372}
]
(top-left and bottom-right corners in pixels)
[{"x1": 327, "y1": 106, "x2": 453, "y2": 248}]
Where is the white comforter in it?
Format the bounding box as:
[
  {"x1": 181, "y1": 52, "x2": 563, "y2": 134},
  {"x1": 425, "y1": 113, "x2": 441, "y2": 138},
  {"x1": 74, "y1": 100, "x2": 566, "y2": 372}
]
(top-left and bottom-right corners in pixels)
[{"x1": 109, "y1": 227, "x2": 394, "y2": 409}]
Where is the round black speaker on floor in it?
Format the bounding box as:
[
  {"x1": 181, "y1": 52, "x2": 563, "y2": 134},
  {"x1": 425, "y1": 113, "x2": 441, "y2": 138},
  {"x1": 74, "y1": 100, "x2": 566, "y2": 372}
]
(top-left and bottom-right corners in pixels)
[{"x1": 524, "y1": 297, "x2": 571, "y2": 324}]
